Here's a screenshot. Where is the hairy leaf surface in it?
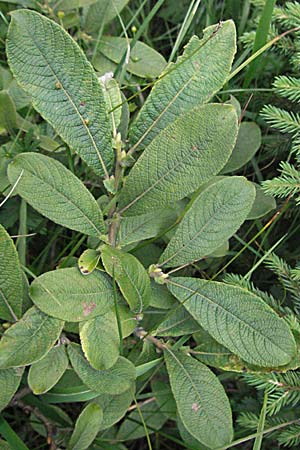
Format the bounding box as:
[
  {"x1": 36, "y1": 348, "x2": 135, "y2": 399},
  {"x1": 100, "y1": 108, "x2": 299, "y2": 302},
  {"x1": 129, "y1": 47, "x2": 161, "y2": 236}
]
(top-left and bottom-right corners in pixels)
[
  {"x1": 159, "y1": 177, "x2": 255, "y2": 267},
  {"x1": 30, "y1": 268, "x2": 115, "y2": 322},
  {"x1": 0, "y1": 306, "x2": 63, "y2": 368},
  {"x1": 28, "y1": 345, "x2": 69, "y2": 394},
  {"x1": 79, "y1": 311, "x2": 120, "y2": 370},
  {"x1": 68, "y1": 403, "x2": 103, "y2": 450},
  {"x1": 0, "y1": 225, "x2": 23, "y2": 321},
  {"x1": 129, "y1": 20, "x2": 236, "y2": 151},
  {"x1": 8, "y1": 153, "x2": 105, "y2": 236},
  {"x1": 101, "y1": 245, "x2": 151, "y2": 312},
  {"x1": 119, "y1": 104, "x2": 238, "y2": 216},
  {"x1": 68, "y1": 343, "x2": 136, "y2": 394},
  {"x1": 168, "y1": 278, "x2": 297, "y2": 367},
  {"x1": 164, "y1": 349, "x2": 233, "y2": 448},
  {"x1": 7, "y1": 10, "x2": 112, "y2": 177}
]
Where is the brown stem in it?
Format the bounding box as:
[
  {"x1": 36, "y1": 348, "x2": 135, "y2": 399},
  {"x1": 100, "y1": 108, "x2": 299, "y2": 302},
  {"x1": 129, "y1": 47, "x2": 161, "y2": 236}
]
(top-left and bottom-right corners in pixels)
[{"x1": 12, "y1": 398, "x2": 57, "y2": 450}]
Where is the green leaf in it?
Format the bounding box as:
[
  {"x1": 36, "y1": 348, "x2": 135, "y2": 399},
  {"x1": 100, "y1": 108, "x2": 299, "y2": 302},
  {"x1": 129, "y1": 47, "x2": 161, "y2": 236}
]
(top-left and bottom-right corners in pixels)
[
  {"x1": 78, "y1": 249, "x2": 101, "y2": 275},
  {"x1": 0, "y1": 91, "x2": 17, "y2": 135},
  {"x1": 168, "y1": 278, "x2": 297, "y2": 367},
  {"x1": 100, "y1": 75, "x2": 122, "y2": 136},
  {"x1": 79, "y1": 311, "x2": 120, "y2": 370},
  {"x1": 129, "y1": 20, "x2": 236, "y2": 151},
  {"x1": 119, "y1": 104, "x2": 238, "y2": 216},
  {"x1": 28, "y1": 345, "x2": 69, "y2": 394},
  {"x1": 68, "y1": 403, "x2": 103, "y2": 450},
  {"x1": 0, "y1": 306, "x2": 63, "y2": 369},
  {"x1": 30, "y1": 268, "x2": 115, "y2": 322},
  {"x1": 221, "y1": 122, "x2": 262, "y2": 173},
  {"x1": 96, "y1": 37, "x2": 167, "y2": 78},
  {"x1": 6, "y1": 10, "x2": 112, "y2": 177},
  {"x1": 154, "y1": 307, "x2": 199, "y2": 337},
  {"x1": 0, "y1": 367, "x2": 24, "y2": 412},
  {"x1": 85, "y1": 0, "x2": 129, "y2": 34},
  {"x1": 117, "y1": 208, "x2": 177, "y2": 247},
  {"x1": 93, "y1": 388, "x2": 134, "y2": 431},
  {"x1": 8, "y1": 153, "x2": 105, "y2": 237},
  {"x1": 247, "y1": 183, "x2": 276, "y2": 219},
  {"x1": 159, "y1": 177, "x2": 255, "y2": 268},
  {"x1": 164, "y1": 349, "x2": 233, "y2": 449},
  {"x1": 117, "y1": 399, "x2": 167, "y2": 441},
  {"x1": 101, "y1": 245, "x2": 151, "y2": 313},
  {"x1": 149, "y1": 282, "x2": 176, "y2": 310},
  {"x1": 52, "y1": 0, "x2": 97, "y2": 11},
  {"x1": 67, "y1": 343, "x2": 136, "y2": 395},
  {"x1": 0, "y1": 225, "x2": 23, "y2": 321}
]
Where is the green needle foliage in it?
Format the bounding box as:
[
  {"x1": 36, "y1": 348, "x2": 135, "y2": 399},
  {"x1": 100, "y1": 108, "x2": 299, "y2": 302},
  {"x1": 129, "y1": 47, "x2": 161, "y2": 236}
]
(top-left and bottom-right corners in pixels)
[{"x1": 1, "y1": 2, "x2": 300, "y2": 450}]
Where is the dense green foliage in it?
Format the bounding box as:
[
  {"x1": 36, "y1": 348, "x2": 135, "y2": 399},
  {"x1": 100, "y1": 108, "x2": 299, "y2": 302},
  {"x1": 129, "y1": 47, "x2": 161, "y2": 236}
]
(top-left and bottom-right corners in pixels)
[{"x1": 1, "y1": 1, "x2": 300, "y2": 449}]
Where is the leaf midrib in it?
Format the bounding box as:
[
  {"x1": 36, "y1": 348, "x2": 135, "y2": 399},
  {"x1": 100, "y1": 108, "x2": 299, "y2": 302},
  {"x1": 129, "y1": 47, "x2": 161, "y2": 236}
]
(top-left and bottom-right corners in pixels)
[
  {"x1": 17, "y1": 163, "x2": 102, "y2": 236},
  {"x1": 169, "y1": 280, "x2": 293, "y2": 360},
  {"x1": 12, "y1": 13, "x2": 110, "y2": 178}
]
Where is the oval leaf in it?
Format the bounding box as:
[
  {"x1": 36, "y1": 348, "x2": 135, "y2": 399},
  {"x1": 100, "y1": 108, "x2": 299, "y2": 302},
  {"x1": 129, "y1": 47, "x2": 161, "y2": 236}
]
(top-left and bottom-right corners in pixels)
[
  {"x1": 0, "y1": 306, "x2": 63, "y2": 369},
  {"x1": 97, "y1": 37, "x2": 167, "y2": 78},
  {"x1": 78, "y1": 249, "x2": 101, "y2": 275},
  {"x1": 164, "y1": 349, "x2": 233, "y2": 449},
  {"x1": 93, "y1": 388, "x2": 134, "y2": 431},
  {"x1": 30, "y1": 268, "x2": 115, "y2": 322},
  {"x1": 247, "y1": 183, "x2": 276, "y2": 219},
  {"x1": 68, "y1": 403, "x2": 103, "y2": 450},
  {"x1": 101, "y1": 245, "x2": 151, "y2": 313},
  {"x1": 0, "y1": 225, "x2": 23, "y2": 321},
  {"x1": 119, "y1": 104, "x2": 238, "y2": 216},
  {"x1": 8, "y1": 153, "x2": 105, "y2": 237},
  {"x1": 221, "y1": 122, "x2": 262, "y2": 173},
  {"x1": 159, "y1": 177, "x2": 255, "y2": 268},
  {"x1": 7, "y1": 10, "x2": 112, "y2": 177},
  {"x1": 168, "y1": 278, "x2": 297, "y2": 367},
  {"x1": 68, "y1": 343, "x2": 136, "y2": 395},
  {"x1": 79, "y1": 311, "x2": 120, "y2": 370},
  {"x1": 130, "y1": 20, "x2": 236, "y2": 151},
  {"x1": 28, "y1": 345, "x2": 69, "y2": 394}
]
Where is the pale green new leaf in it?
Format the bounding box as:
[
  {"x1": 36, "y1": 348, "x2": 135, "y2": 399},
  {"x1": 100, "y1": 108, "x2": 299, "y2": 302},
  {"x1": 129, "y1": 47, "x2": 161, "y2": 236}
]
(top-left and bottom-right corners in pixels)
[
  {"x1": 78, "y1": 249, "x2": 100, "y2": 275},
  {"x1": 8, "y1": 153, "x2": 105, "y2": 237},
  {"x1": 0, "y1": 306, "x2": 63, "y2": 369},
  {"x1": 168, "y1": 278, "x2": 297, "y2": 367},
  {"x1": 85, "y1": 0, "x2": 129, "y2": 34},
  {"x1": 159, "y1": 177, "x2": 255, "y2": 268},
  {"x1": 101, "y1": 245, "x2": 151, "y2": 313},
  {"x1": 0, "y1": 225, "x2": 23, "y2": 321},
  {"x1": 68, "y1": 343, "x2": 136, "y2": 395},
  {"x1": 164, "y1": 349, "x2": 233, "y2": 449},
  {"x1": 28, "y1": 345, "x2": 69, "y2": 394},
  {"x1": 30, "y1": 268, "x2": 115, "y2": 322},
  {"x1": 79, "y1": 310, "x2": 120, "y2": 370},
  {"x1": 68, "y1": 403, "x2": 103, "y2": 450},
  {"x1": 119, "y1": 104, "x2": 238, "y2": 216},
  {"x1": 0, "y1": 367, "x2": 24, "y2": 411},
  {"x1": 221, "y1": 122, "x2": 262, "y2": 173},
  {"x1": 97, "y1": 37, "x2": 167, "y2": 79},
  {"x1": 100, "y1": 76, "x2": 122, "y2": 136},
  {"x1": 129, "y1": 20, "x2": 236, "y2": 151},
  {"x1": 117, "y1": 208, "x2": 177, "y2": 246},
  {"x1": 6, "y1": 10, "x2": 112, "y2": 177}
]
